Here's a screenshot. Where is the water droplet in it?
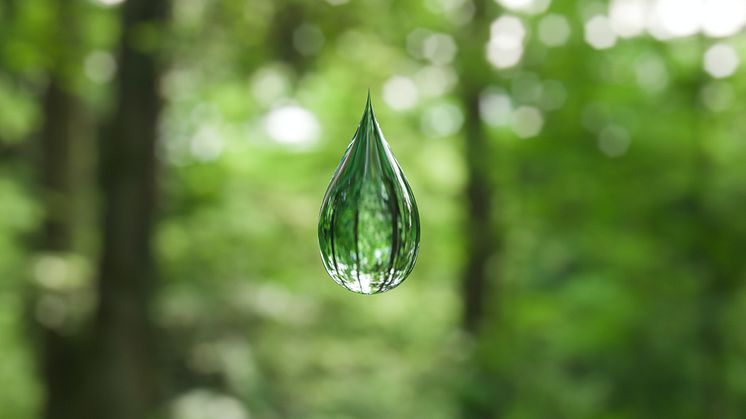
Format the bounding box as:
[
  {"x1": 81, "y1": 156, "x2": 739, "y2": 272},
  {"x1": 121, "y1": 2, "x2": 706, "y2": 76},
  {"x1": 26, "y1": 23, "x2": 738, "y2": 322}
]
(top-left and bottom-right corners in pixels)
[{"x1": 318, "y1": 92, "x2": 420, "y2": 295}]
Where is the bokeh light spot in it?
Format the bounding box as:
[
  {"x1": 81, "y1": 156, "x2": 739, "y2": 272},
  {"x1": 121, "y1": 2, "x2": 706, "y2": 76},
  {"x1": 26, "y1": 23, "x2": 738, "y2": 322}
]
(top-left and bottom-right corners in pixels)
[
  {"x1": 479, "y1": 88, "x2": 513, "y2": 127},
  {"x1": 635, "y1": 53, "x2": 669, "y2": 92},
  {"x1": 704, "y1": 43, "x2": 740, "y2": 78},
  {"x1": 407, "y1": 28, "x2": 431, "y2": 60},
  {"x1": 511, "y1": 106, "x2": 544, "y2": 138},
  {"x1": 190, "y1": 126, "x2": 224, "y2": 162},
  {"x1": 415, "y1": 65, "x2": 458, "y2": 98},
  {"x1": 700, "y1": 81, "x2": 735, "y2": 112},
  {"x1": 293, "y1": 24, "x2": 325, "y2": 56},
  {"x1": 609, "y1": 0, "x2": 647, "y2": 38},
  {"x1": 598, "y1": 125, "x2": 630, "y2": 157},
  {"x1": 421, "y1": 102, "x2": 464, "y2": 137},
  {"x1": 264, "y1": 105, "x2": 321, "y2": 147},
  {"x1": 585, "y1": 15, "x2": 617, "y2": 50},
  {"x1": 250, "y1": 65, "x2": 291, "y2": 107},
  {"x1": 172, "y1": 390, "x2": 249, "y2": 419},
  {"x1": 383, "y1": 76, "x2": 419, "y2": 111},
  {"x1": 497, "y1": 0, "x2": 551, "y2": 14},
  {"x1": 702, "y1": 0, "x2": 746, "y2": 38},
  {"x1": 423, "y1": 33, "x2": 458, "y2": 65},
  {"x1": 84, "y1": 50, "x2": 116, "y2": 83},
  {"x1": 538, "y1": 14, "x2": 571, "y2": 47},
  {"x1": 649, "y1": 0, "x2": 702, "y2": 39},
  {"x1": 426, "y1": 0, "x2": 476, "y2": 25},
  {"x1": 94, "y1": 0, "x2": 125, "y2": 6},
  {"x1": 487, "y1": 16, "x2": 526, "y2": 69}
]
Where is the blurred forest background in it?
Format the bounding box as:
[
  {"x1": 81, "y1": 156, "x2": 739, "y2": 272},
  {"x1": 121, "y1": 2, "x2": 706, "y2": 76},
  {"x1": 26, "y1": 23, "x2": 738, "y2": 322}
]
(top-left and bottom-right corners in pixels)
[{"x1": 2, "y1": 0, "x2": 746, "y2": 418}]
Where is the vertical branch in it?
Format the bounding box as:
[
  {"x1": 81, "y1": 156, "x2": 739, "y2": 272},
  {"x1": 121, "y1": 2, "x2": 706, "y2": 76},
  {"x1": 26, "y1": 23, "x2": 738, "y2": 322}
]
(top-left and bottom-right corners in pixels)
[{"x1": 91, "y1": 0, "x2": 168, "y2": 417}]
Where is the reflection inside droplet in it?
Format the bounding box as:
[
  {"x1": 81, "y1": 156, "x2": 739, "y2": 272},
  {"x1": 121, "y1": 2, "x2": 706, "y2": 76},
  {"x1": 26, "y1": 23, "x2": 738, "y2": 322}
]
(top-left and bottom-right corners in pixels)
[{"x1": 318, "y1": 93, "x2": 420, "y2": 295}]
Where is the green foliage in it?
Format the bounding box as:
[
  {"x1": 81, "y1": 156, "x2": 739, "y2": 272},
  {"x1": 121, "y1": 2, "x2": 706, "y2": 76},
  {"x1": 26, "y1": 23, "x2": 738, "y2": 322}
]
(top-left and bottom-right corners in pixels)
[{"x1": 0, "y1": 174, "x2": 42, "y2": 418}]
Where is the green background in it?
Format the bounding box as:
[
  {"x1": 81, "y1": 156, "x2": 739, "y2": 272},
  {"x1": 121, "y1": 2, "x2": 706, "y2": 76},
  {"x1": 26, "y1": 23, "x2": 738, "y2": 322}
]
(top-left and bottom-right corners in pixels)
[{"x1": 1, "y1": 0, "x2": 746, "y2": 418}]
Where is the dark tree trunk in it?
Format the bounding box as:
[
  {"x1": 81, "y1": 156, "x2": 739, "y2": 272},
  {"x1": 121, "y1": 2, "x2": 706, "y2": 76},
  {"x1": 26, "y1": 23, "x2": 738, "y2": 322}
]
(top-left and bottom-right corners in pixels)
[
  {"x1": 459, "y1": 85, "x2": 500, "y2": 419},
  {"x1": 32, "y1": 0, "x2": 90, "y2": 416},
  {"x1": 40, "y1": 82, "x2": 76, "y2": 252},
  {"x1": 456, "y1": 0, "x2": 499, "y2": 340},
  {"x1": 37, "y1": 79, "x2": 87, "y2": 419},
  {"x1": 461, "y1": 88, "x2": 495, "y2": 335},
  {"x1": 455, "y1": 2, "x2": 504, "y2": 418},
  {"x1": 90, "y1": 0, "x2": 168, "y2": 417},
  {"x1": 269, "y1": 1, "x2": 305, "y2": 68}
]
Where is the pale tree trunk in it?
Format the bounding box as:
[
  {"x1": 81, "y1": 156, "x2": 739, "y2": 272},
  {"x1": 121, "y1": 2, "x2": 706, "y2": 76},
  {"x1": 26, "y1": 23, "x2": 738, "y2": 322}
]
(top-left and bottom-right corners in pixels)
[{"x1": 90, "y1": 0, "x2": 168, "y2": 417}]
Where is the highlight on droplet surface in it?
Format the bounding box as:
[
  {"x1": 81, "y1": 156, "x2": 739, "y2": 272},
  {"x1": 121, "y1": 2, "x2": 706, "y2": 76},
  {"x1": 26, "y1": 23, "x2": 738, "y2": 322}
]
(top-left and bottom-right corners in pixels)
[{"x1": 318, "y1": 92, "x2": 420, "y2": 295}]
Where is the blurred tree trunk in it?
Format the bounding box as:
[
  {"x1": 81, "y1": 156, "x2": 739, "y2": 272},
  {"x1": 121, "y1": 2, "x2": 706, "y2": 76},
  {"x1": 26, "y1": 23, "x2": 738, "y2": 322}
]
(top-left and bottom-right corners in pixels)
[
  {"x1": 455, "y1": 1, "x2": 504, "y2": 417},
  {"x1": 269, "y1": 1, "x2": 305, "y2": 69},
  {"x1": 90, "y1": 0, "x2": 168, "y2": 417},
  {"x1": 37, "y1": 79, "x2": 88, "y2": 419},
  {"x1": 39, "y1": 83, "x2": 76, "y2": 256},
  {"x1": 457, "y1": 0, "x2": 497, "y2": 341},
  {"x1": 682, "y1": 71, "x2": 738, "y2": 419},
  {"x1": 33, "y1": 1, "x2": 88, "y2": 418}
]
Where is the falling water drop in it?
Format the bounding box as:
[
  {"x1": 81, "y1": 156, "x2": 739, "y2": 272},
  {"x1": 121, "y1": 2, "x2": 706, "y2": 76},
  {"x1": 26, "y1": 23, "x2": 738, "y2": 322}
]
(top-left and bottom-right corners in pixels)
[{"x1": 318, "y1": 92, "x2": 420, "y2": 295}]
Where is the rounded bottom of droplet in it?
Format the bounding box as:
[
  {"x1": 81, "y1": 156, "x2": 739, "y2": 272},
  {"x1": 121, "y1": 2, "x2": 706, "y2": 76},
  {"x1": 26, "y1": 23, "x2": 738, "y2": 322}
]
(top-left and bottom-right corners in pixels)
[{"x1": 327, "y1": 270, "x2": 409, "y2": 295}]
